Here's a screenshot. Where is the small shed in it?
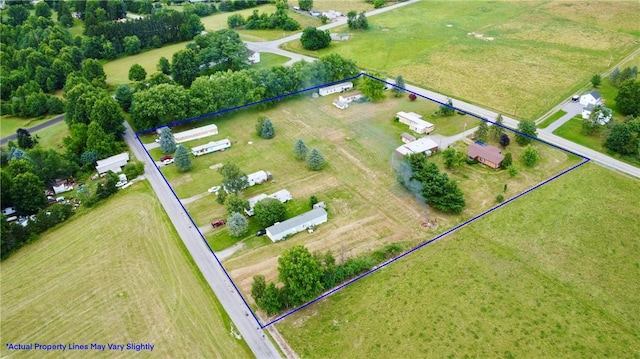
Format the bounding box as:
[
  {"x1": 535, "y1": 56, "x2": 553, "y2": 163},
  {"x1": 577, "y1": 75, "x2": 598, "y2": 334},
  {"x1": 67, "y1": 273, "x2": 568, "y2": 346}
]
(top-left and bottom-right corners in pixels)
[
  {"x1": 247, "y1": 50, "x2": 261, "y2": 64},
  {"x1": 401, "y1": 133, "x2": 416, "y2": 144},
  {"x1": 467, "y1": 143, "x2": 504, "y2": 169},
  {"x1": 330, "y1": 33, "x2": 350, "y2": 41}
]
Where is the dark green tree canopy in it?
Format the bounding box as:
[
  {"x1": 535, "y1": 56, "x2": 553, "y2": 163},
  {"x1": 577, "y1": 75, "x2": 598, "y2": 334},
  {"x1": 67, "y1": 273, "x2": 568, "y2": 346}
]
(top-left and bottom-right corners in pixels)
[
  {"x1": 300, "y1": 27, "x2": 331, "y2": 50},
  {"x1": 219, "y1": 162, "x2": 248, "y2": 193},
  {"x1": 278, "y1": 245, "x2": 324, "y2": 306},
  {"x1": 173, "y1": 144, "x2": 192, "y2": 171},
  {"x1": 159, "y1": 127, "x2": 177, "y2": 154},
  {"x1": 615, "y1": 80, "x2": 640, "y2": 117},
  {"x1": 306, "y1": 148, "x2": 325, "y2": 170},
  {"x1": 515, "y1": 120, "x2": 537, "y2": 146},
  {"x1": 254, "y1": 197, "x2": 287, "y2": 228}
]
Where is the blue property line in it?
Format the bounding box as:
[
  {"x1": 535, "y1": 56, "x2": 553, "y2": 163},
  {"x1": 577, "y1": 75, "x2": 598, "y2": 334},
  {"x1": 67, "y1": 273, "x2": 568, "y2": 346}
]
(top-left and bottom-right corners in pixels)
[
  {"x1": 134, "y1": 73, "x2": 593, "y2": 329},
  {"x1": 135, "y1": 74, "x2": 363, "y2": 136},
  {"x1": 262, "y1": 158, "x2": 591, "y2": 327},
  {"x1": 134, "y1": 133, "x2": 265, "y2": 327}
]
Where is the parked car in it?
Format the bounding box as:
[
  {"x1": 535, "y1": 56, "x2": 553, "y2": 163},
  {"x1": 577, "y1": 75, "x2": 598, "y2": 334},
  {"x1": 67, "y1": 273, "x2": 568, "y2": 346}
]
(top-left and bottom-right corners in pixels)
[
  {"x1": 256, "y1": 229, "x2": 266, "y2": 237},
  {"x1": 211, "y1": 219, "x2": 226, "y2": 228},
  {"x1": 162, "y1": 157, "x2": 174, "y2": 165},
  {"x1": 161, "y1": 155, "x2": 173, "y2": 161},
  {"x1": 207, "y1": 186, "x2": 221, "y2": 194},
  {"x1": 571, "y1": 95, "x2": 580, "y2": 102}
]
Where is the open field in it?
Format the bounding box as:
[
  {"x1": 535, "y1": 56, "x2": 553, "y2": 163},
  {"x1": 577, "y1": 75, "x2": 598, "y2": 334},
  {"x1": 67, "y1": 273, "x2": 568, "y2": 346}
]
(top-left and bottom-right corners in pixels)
[
  {"x1": 0, "y1": 114, "x2": 58, "y2": 139},
  {"x1": 103, "y1": 41, "x2": 191, "y2": 85},
  {"x1": 0, "y1": 182, "x2": 252, "y2": 358},
  {"x1": 276, "y1": 163, "x2": 640, "y2": 358},
  {"x1": 152, "y1": 90, "x2": 577, "y2": 303},
  {"x1": 282, "y1": 1, "x2": 640, "y2": 120},
  {"x1": 32, "y1": 120, "x2": 68, "y2": 150}
]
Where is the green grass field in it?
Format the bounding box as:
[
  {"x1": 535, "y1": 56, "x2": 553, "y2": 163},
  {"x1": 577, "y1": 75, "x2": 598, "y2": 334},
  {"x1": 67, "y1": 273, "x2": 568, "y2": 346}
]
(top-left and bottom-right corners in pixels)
[
  {"x1": 253, "y1": 53, "x2": 290, "y2": 69},
  {"x1": 152, "y1": 91, "x2": 576, "y2": 299},
  {"x1": 0, "y1": 182, "x2": 252, "y2": 358},
  {"x1": 32, "y1": 120, "x2": 69, "y2": 150},
  {"x1": 0, "y1": 114, "x2": 59, "y2": 139},
  {"x1": 277, "y1": 163, "x2": 640, "y2": 358},
  {"x1": 538, "y1": 109, "x2": 567, "y2": 129},
  {"x1": 103, "y1": 41, "x2": 191, "y2": 85},
  {"x1": 553, "y1": 116, "x2": 607, "y2": 152},
  {"x1": 282, "y1": 1, "x2": 640, "y2": 121}
]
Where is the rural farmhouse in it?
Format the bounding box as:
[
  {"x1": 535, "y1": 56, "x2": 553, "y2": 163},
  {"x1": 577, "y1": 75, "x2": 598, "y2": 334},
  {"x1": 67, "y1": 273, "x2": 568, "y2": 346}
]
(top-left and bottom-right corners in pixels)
[
  {"x1": 467, "y1": 143, "x2": 504, "y2": 169},
  {"x1": 265, "y1": 207, "x2": 327, "y2": 241}
]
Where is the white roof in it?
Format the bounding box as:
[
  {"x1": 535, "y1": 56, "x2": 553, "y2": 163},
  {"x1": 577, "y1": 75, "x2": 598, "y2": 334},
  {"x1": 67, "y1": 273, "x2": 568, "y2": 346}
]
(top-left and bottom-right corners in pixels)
[
  {"x1": 268, "y1": 189, "x2": 292, "y2": 202},
  {"x1": 397, "y1": 111, "x2": 423, "y2": 121},
  {"x1": 397, "y1": 137, "x2": 439, "y2": 155},
  {"x1": 267, "y1": 208, "x2": 327, "y2": 238},
  {"x1": 248, "y1": 193, "x2": 268, "y2": 207},
  {"x1": 173, "y1": 124, "x2": 218, "y2": 142},
  {"x1": 95, "y1": 152, "x2": 129, "y2": 174},
  {"x1": 247, "y1": 170, "x2": 269, "y2": 182},
  {"x1": 320, "y1": 82, "x2": 353, "y2": 92},
  {"x1": 191, "y1": 139, "x2": 230, "y2": 152}
]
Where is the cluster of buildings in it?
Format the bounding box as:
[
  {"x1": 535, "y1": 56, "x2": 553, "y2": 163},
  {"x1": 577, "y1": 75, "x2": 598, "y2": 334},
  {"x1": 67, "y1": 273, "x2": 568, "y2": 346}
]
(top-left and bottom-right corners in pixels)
[{"x1": 579, "y1": 90, "x2": 612, "y2": 125}]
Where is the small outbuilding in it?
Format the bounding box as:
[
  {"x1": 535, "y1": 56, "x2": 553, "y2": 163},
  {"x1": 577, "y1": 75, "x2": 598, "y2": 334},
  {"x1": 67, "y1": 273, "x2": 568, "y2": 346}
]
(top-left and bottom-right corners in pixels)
[
  {"x1": 266, "y1": 207, "x2": 328, "y2": 242},
  {"x1": 467, "y1": 143, "x2": 504, "y2": 169},
  {"x1": 396, "y1": 111, "x2": 435, "y2": 134},
  {"x1": 247, "y1": 50, "x2": 261, "y2": 64},
  {"x1": 319, "y1": 82, "x2": 354, "y2": 96},
  {"x1": 330, "y1": 33, "x2": 350, "y2": 41},
  {"x1": 95, "y1": 152, "x2": 130, "y2": 174}
]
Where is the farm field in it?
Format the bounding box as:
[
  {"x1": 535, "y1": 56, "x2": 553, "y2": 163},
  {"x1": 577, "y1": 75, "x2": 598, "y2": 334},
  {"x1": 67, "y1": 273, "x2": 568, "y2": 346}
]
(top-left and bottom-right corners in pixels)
[
  {"x1": 281, "y1": 1, "x2": 640, "y2": 120},
  {"x1": 276, "y1": 163, "x2": 640, "y2": 358},
  {"x1": 0, "y1": 182, "x2": 252, "y2": 358},
  {"x1": 152, "y1": 89, "x2": 578, "y2": 305}
]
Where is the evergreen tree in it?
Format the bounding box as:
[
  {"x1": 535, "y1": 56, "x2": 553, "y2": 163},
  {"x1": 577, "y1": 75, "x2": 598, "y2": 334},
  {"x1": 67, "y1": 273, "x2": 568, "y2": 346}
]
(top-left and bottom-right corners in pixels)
[
  {"x1": 293, "y1": 139, "x2": 308, "y2": 160},
  {"x1": 227, "y1": 212, "x2": 248, "y2": 237},
  {"x1": 173, "y1": 144, "x2": 192, "y2": 172},
  {"x1": 159, "y1": 127, "x2": 177, "y2": 154},
  {"x1": 114, "y1": 84, "x2": 132, "y2": 111},
  {"x1": 158, "y1": 57, "x2": 171, "y2": 75},
  {"x1": 392, "y1": 75, "x2": 405, "y2": 97},
  {"x1": 475, "y1": 121, "x2": 489, "y2": 141},
  {"x1": 306, "y1": 149, "x2": 325, "y2": 170},
  {"x1": 490, "y1": 114, "x2": 504, "y2": 141},
  {"x1": 261, "y1": 119, "x2": 275, "y2": 139},
  {"x1": 515, "y1": 120, "x2": 538, "y2": 146}
]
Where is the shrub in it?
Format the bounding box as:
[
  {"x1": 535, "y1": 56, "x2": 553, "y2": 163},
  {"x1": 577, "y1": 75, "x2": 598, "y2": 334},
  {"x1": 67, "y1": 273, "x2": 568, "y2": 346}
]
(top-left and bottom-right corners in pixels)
[{"x1": 496, "y1": 194, "x2": 505, "y2": 203}]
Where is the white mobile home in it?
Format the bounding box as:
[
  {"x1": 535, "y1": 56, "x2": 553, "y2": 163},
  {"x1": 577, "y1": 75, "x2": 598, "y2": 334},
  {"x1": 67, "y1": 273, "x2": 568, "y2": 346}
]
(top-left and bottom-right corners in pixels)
[
  {"x1": 95, "y1": 152, "x2": 130, "y2": 174},
  {"x1": 191, "y1": 139, "x2": 231, "y2": 157},
  {"x1": 268, "y1": 189, "x2": 292, "y2": 203},
  {"x1": 266, "y1": 207, "x2": 328, "y2": 242},
  {"x1": 338, "y1": 91, "x2": 362, "y2": 103},
  {"x1": 319, "y1": 82, "x2": 354, "y2": 96},
  {"x1": 173, "y1": 124, "x2": 218, "y2": 143},
  {"x1": 395, "y1": 137, "x2": 439, "y2": 157},
  {"x1": 396, "y1": 111, "x2": 435, "y2": 134},
  {"x1": 246, "y1": 170, "x2": 271, "y2": 187},
  {"x1": 245, "y1": 189, "x2": 292, "y2": 216},
  {"x1": 245, "y1": 193, "x2": 268, "y2": 216}
]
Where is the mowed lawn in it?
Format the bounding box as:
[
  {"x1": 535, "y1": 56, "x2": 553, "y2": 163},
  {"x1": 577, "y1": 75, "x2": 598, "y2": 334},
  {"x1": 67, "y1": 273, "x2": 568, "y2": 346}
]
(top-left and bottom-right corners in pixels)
[
  {"x1": 0, "y1": 182, "x2": 252, "y2": 358},
  {"x1": 154, "y1": 91, "x2": 576, "y2": 300},
  {"x1": 282, "y1": 1, "x2": 640, "y2": 120},
  {"x1": 277, "y1": 163, "x2": 640, "y2": 358},
  {"x1": 103, "y1": 41, "x2": 191, "y2": 85},
  {"x1": 0, "y1": 114, "x2": 59, "y2": 139}
]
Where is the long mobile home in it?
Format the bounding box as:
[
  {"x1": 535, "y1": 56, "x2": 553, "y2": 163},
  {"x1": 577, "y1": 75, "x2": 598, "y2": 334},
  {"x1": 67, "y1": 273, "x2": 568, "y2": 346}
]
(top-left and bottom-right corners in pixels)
[{"x1": 191, "y1": 139, "x2": 231, "y2": 157}]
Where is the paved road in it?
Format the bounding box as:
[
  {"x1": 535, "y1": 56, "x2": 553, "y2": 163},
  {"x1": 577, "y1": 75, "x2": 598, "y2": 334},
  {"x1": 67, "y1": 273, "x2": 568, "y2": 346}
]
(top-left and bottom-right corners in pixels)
[
  {"x1": 543, "y1": 101, "x2": 582, "y2": 133},
  {"x1": 0, "y1": 114, "x2": 64, "y2": 146},
  {"x1": 123, "y1": 122, "x2": 281, "y2": 358}
]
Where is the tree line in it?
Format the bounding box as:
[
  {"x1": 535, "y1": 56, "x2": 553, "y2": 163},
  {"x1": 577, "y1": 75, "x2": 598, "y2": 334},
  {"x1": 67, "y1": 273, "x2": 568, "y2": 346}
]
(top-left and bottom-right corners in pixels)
[
  {"x1": 251, "y1": 244, "x2": 404, "y2": 315},
  {"x1": 227, "y1": 0, "x2": 300, "y2": 31},
  {"x1": 126, "y1": 53, "x2": 360, "y2": 131}
]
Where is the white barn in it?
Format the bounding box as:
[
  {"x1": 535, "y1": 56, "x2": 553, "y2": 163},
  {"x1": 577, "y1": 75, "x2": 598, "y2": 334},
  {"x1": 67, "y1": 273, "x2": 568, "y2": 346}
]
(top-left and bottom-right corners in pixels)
[
  {"x1": 396, "y1": 111, "x2": 435, "y2": 134},
  {"x1": 319, "y1": 82, "x2": 354, "y2": 96},
  {"x1": 95, "y1": 152, "x2": 130, "y2": 174},
  {"x1": 173, "y1": 124, "x2": 218, "y2": 143},
  {"x1": 266, "y1": 207, "x2": 328, "y2": 242},
  {"x1": 191, "y1": 139, "x2": 231, "y2": 157}
]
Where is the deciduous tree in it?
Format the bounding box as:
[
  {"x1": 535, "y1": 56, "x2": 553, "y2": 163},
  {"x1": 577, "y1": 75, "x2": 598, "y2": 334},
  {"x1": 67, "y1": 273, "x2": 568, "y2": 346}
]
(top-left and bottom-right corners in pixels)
[
  {"x1": 278, "y1": 245, "x2": 324, "y2": 306},
  {"x1": 591, "y1": 73, "x2": 602, "y2": 88},
  {"x1": 300, "y1": 27, "x2": 331, "y2": 50},
  {"x1": 515, "y1": 120, "x2": 537, "y2": 146},
  {"x1": 298, "y1": 0, "x2": 313, "y2": 11},
  {"x1": 227, "y1": 212, "x2": 248, "y2": 237},
  {"x1": 10, "y1": 172, "x2": 47, "y2": 213},
  {"x1": 224, "y1": 193, "x2": 249, "y2": 215},
  {"x1": 128, "y1": 63, "x2": 147, "y2": 82},
  {"x1": 392, "y1": 75, "x2": 405, "y2": 97},
  {"x1": 615, "y1": 80, "x2": 640, "y2": 117},
  {"x1": 219, "y1": 162, "x2": 248, "y2": 193},
  {"x1": 158, "y1": 57, "x2": 171, "y2": 75},
  {"x1": 360, "y1": 74, "x2": 385, "y2": 101},
  {"x1": 499, "y1": 133, "x2": 510, "y2": 148},
  {"x1": 521, "y1": 145, "x2": 540, "y2": 167},
  {"x1": 171, "y1": 49, "x2": 199, "y2": 87},
  {"x1": 173, "y1": 144, "x2": 192, "y2": 172},
  {"x1": 254, "y1": 197, "x2": 286, "y2": 228}
]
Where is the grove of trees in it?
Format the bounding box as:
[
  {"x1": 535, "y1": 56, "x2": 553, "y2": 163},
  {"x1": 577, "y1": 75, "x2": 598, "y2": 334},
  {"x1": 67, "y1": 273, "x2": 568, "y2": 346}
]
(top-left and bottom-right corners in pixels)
[{"x1": 300, "y1": 27, "x2": 331, "y2": 50}]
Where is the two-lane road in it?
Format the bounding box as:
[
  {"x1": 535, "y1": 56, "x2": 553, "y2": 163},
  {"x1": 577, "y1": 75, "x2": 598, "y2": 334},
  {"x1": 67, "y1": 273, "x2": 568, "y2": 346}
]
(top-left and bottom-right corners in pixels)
[{"x1": 123, "y1": 122, "x2": 281, "y2": 358}]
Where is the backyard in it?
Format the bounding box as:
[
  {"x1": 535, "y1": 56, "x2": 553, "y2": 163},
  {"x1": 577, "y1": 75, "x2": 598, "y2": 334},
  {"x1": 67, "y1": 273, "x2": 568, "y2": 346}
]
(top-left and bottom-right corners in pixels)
[
  {"x1": 0, "y1": 182, "x2": 252, "y2": 358},
  {"x1": 281, "y1": 1, "x2": 640, "y2": 121},
  {"x1": 276, "y1": 163, "x2": 640, "y2": 358},
  {"x1": 147, "y1": 88, "x2": 578, "y2": 306}
]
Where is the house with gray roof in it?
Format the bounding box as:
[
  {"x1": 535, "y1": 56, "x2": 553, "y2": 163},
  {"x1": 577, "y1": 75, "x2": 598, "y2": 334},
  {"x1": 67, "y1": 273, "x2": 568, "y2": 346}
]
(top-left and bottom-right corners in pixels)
[{"x1": 265, "y1": 208, "x2": 328, "y2": 242}]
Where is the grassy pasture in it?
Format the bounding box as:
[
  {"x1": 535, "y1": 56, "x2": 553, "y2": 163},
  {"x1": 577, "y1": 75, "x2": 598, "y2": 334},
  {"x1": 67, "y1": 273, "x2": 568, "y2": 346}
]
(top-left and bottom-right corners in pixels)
[
  {"x1": 282, "y1": 1, "x2": 640, "y2": 120},
  {"x1": 276, "y1": 163, "x2": 640, "y2": 358},
  {"x1": 0, "y1": 182, "x2": 252, "y2": 358},
  {"x1": 155, "y1": 91, "x2": 576, "y2": 302},
  {"x1": 103, "y1": 41, "x2": 191, "y2": 85}
]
